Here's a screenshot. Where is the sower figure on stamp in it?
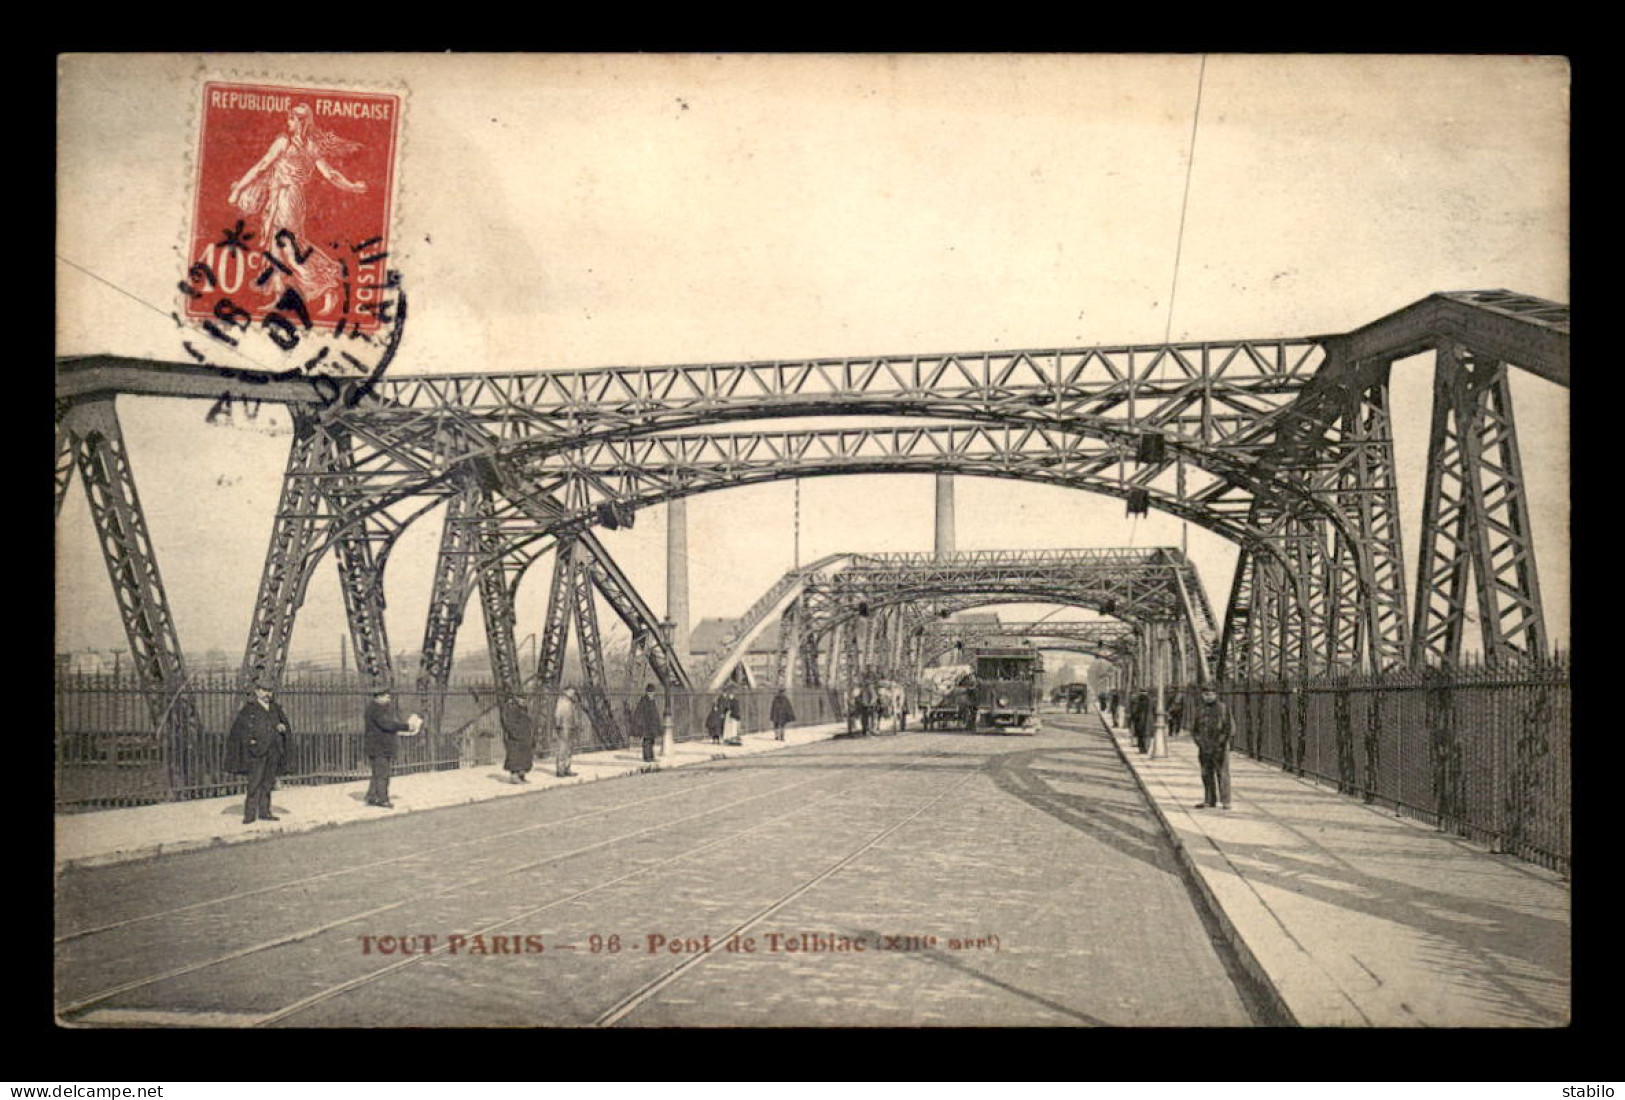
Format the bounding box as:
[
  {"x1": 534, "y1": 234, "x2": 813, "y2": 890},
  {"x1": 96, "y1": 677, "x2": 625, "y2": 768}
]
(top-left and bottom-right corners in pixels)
[
  {"x1": 500, "y1": 694, "x2": 535, "y2": 784},
  {"x1": 225, "y1": 683, "x2": 290, "y2": 825},
  {"x1": 227, "y1": 103, "x2": 368, "y2": 314},
  {"x1": 1192, "y1": 686, "x2": 1234, "y2": 811},
  {"x1": 770, "y1": 685, "x2": 796, "y2": 742},
  {"x1": 364, "y1": 686, "x2": 419, "y2": 809},
  {"x1": 633, "y1": 683, "x2": 662, "y2": 762},
  {"x1": 554, "y1": 686, "x2": 580, "y2": 778}
]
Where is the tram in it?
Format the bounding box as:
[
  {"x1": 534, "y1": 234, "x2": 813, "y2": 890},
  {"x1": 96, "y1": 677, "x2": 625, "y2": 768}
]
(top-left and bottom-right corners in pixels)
[{"x1": 966, "y1": 644, "x2": 1043, "y2": 733}]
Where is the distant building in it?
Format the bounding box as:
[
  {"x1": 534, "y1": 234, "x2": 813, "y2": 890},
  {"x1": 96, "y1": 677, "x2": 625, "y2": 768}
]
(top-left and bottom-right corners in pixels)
[{"x1": 688, "y1": 618, "x2": 784, "y2": 687}]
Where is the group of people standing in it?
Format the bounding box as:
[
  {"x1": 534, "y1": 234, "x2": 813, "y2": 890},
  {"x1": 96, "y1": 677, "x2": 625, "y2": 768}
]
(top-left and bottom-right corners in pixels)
[
  {"x1": 846, "y1": 677, "x2": 905, "y2": 736},
  {"x1": 225, "y1": 679, "x2": 806, "y2": 823},
  {"x1": 226, "y1": 683, "x2": 421, "y2": 823},
  {"x1": 501, "y1": 682, "x2": 665, "y2": 782}
]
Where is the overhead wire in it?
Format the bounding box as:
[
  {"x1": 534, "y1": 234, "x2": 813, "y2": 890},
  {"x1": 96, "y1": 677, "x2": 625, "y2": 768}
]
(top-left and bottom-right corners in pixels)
[{"x1": 1163, "y1": 54, "x2": 1207, "y2": 560}]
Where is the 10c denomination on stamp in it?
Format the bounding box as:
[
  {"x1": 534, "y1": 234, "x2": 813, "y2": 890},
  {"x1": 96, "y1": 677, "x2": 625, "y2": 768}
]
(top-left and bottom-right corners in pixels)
[{"x1": 180, "y1": 79, "x2": 406, "y2": 399}]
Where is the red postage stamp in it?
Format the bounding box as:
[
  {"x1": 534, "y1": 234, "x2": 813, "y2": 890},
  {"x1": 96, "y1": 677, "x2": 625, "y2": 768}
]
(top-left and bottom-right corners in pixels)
[{"x1": 183, "y1": 81, "x2": 402, "y2": 340}]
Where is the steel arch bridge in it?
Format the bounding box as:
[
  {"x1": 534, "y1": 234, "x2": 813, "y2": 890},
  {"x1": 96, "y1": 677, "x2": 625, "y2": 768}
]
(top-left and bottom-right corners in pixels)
[
  {"x1": 686, "y1": 548, "x2": 1213, "y2": 695},
  {"x1": 55, "y1": 289, "x2": 1568, "y2": 755},
  {"x1": 916, "y1": 622, "x2": 1140, "y2": 667}
]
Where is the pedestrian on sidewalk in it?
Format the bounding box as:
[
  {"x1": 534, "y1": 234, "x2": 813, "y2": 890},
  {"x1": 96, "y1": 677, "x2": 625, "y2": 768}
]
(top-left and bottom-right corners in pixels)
[
  {"x1": 720, "y1": 686, "x2": 743, "y2": 745},
  {"x1": 1130, "y1": 690, "x2": 1151, "y2": 753},
  {"x1": 554, "y1": 686, "x2": 580, "y2": 777},
  {"x1": 225, "y1": 682, "x2": 291, "y2": 824},
  {"x1": 706, "y1": 695, "x2": 725, "y2": 743},
  {"x1": 500, "y1": 694, "x2": 535, "y2": 783},
  {"x1": 364, "y1": 686, "x2": 419, "y2": 809},
  {"x1": 633, "y1": 683, "x2": 662, "y2": 762},
  {"x1": 1109, "y1": 691, "x2": 1122, "y2": 728},
  {"x1": 1191, "y1": 686, "x2": 1234, "y2": 811},
  {"x1": 770, "y1": 685, "x2": 796, "y2": 741}
]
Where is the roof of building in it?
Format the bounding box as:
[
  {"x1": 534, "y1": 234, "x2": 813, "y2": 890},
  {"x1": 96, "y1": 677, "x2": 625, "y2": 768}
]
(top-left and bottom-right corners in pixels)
[{"x1": 689, "y1": 617, "x2": 782, "y2": 656}]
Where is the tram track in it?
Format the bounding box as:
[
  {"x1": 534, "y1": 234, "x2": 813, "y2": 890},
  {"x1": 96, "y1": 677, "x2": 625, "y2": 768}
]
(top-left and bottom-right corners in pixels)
[
  {"x1": 55, "y1": 771, "x2": 754, "y2": 944},
  {"x1": 256, "y1": 751, "x2": 965, "y2": 1027},
  {"x1": 58, "y1": 746, "x2": 955, "y2": 1023},
  {"x1": 592, "y1": 762, "x2": 981, "y2": 1027}
]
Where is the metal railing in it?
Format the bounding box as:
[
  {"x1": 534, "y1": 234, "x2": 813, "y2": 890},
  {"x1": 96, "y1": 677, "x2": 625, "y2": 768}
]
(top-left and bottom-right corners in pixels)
[
  {"x1": 1209, "y1": 651, "x2": 1570, "y2": 875},
  {"x1": 55, "y1": 671, "x2": 845, "y2": 811}
]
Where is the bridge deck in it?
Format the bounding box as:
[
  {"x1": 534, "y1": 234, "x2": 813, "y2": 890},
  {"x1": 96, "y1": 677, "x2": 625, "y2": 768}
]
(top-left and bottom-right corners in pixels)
[{"x1": 54, "y1": 708, "x2": 1567, "y2": 1027}]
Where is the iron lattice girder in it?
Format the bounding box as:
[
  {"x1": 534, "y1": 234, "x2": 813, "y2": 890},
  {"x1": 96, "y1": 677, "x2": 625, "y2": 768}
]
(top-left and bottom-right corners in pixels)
[
  {"x1": 507, "y1": 422, "x2": 1372, "y2": 628},
  {"x1": 416, "y1": 478, "x2": 482, "y2": 710},
  {"x1": 1322, "y1": 290, "x2": 1569, "y2": 388},
  {"x1": 55, "y1": 424, "x2": 76, "y2": 518},
  {"x1": 823, "y1": 548, "x2": 1217, "y2": 635},
  {"x1": 1411, "y1": 347, "x2": 1547, "y2": 665},
  {"x1": 920, "y1": 621, "x2": 1140, "y2": 664},
  {"x1": 59, "y1": 400, "x2": 191, "y2": 720},
  {"x1": 801, "y1": 553, "x2": 1212, "y2": 682},
  {"x1": 56, "y1": 290, "x2": 1567, "y2": 691}
]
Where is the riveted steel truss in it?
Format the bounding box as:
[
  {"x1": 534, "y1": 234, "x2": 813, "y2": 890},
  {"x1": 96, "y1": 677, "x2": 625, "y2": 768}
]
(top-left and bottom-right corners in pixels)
[
  {"x1": 56, "y1": 289, "x2": 1569, "y2": 732},
  {"x1": 699, "y1": 548, "x2": 1214, "y2": 695},
  {"x1": 919, "y1": 621, "x2": 1140, "y2": 665},
  {"x1": 57, "y1": 399, "x2": 204, "y2": 787},
  {"x1": 1410, "y1": 344, "x2": 1548, "y2": 666}
]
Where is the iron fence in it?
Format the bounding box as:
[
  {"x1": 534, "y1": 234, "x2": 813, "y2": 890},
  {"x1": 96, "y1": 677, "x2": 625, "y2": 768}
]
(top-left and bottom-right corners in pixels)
[
  {"x1": 1210, "y1": 652, "x2": 1570, "y2": 875},
  {"x1": 55, "y1": 671, "x2": 845, "y2": 812}
]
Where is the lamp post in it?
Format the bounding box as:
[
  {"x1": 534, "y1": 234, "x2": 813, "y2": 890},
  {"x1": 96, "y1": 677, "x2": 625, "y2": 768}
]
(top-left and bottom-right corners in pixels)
[
  {"x1": 659, "y1": 618, "x2": 676, "y2": 758},
  {"x1": 1151, "y1": 621, "x2": 1169, "y2": 759}
]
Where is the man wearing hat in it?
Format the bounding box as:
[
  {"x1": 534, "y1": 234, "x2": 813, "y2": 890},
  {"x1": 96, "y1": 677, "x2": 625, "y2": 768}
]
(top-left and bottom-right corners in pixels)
[
  {"x1": 632, "y1": 683, "x2": 662, "y2": 762},
  {"x1": 363, "y1": 685, "x2": 418, "y2": 808},
  {"x1": 1191, "y1": 686, "x2": 1235, "y2": 811},
  {"x1": 226, "y1": 682, "x2": 291, "y2": 825}
]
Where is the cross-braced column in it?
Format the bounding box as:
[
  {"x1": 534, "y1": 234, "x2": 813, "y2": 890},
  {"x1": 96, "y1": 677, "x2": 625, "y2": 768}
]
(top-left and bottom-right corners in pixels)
[
  {"x1": 55, "y1": 422, "x2": 76, "y2": 519},
  {"x1": 569, "y1": 541, "x2": 622, "y2": 746},
  {"x1": 323, "y1": 427, "x2": 394, "y2": 688},
  {"x1": 535, "y1": 541, "x2": 576, "y2": 693},
  {"x1": 1217, "y1": 549, "x2": 1256, "y2": 680},
  {"x1": 1412, "y1": 344, "x2": 1548, "y2": 665},
  {"x1": 62, "y1": 399, "x2": 202, "y2": 787},
  {"x1": 242, "y1": 418, "x2": 340, "y2": 686},
  {"x1": 417, "y1": 480, "x2": 481, "y2": 716},
  {"x1": 1346, "y1": 377, "x2": 1411, "y2": 668}
]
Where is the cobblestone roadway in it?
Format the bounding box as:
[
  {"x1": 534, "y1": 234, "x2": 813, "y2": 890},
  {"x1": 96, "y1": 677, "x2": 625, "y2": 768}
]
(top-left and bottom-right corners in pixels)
[{"x1": 57, "y1": 714, "x2": 1266, "y2": 1027}]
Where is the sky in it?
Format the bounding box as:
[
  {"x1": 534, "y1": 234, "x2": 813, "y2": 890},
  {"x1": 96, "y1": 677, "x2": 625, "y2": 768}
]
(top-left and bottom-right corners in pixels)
[{"x1": 55, "y1": 53, "x2": 1570, "y2": 674}]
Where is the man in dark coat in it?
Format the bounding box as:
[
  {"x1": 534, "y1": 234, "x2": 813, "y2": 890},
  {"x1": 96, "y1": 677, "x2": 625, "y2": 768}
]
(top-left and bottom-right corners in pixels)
[
  {"x1": 770, "y1": 686, "x2": 796, "y2": 741},
  {"x1": 857, "y1": 679, "x2": 878, "y2": 737},
  {"x1": 364, "y1": 687, "x2": 415, "y2": 808},
  {"x1": 632, "y1": 683, "x2": 662, "y2": 762},
  {"x1": 1191, "y1": 687, "x2": 1235, "y2": 810},
  {"x1": 500, "y1": 695, "x2": 535, "y2": 783},
  {"x1": 1129, "y1": 690, "x2": 1151, "y2": 753},
  {"x1": 1109, "y1": 691, "x2": 1122, "y2": 727},
  {"x1": 226, "y1": 683, "x2": 291, "y2": 824}
]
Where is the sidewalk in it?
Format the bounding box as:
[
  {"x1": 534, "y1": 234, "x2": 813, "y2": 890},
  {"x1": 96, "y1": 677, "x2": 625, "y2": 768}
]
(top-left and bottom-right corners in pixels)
[
  {"x1": 55, "y1": 722, "x2": 850, "y2": 871},
  {"x1": 1102, "y1": 713, "x2": 1571, "y2": 1027}
]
